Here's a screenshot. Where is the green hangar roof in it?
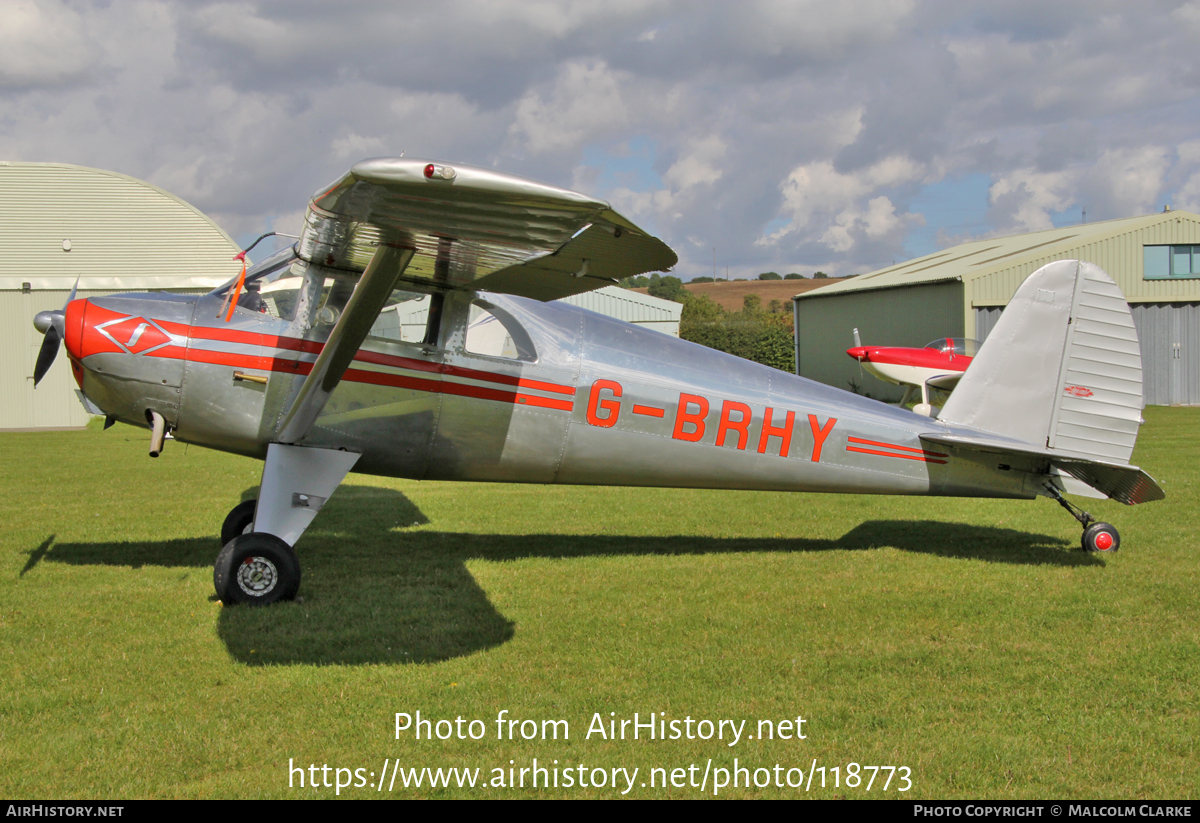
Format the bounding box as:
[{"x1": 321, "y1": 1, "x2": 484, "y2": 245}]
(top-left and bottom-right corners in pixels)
[{"x1": 795, "y1": 209, "x2": 1200, "y2": 307}]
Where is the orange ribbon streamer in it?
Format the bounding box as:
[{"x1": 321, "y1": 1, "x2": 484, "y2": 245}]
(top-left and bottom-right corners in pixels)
[{"x1": 223, "y1": 251, "x2": 248, "y2": 323}]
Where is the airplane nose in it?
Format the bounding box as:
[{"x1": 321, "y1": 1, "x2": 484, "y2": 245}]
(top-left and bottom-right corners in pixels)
[
  {"x1": 62, "y1": 297, "x2": 87, "y2": 361},
  {"x1": 846, "y1": 346, "x2": 869, "y2": 361},
  {"x1": 32, "y1": 294, "x2": 87, "y2": 386}
]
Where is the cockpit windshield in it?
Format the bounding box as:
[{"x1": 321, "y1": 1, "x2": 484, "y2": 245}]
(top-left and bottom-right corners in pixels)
[
  {"x1": 923, "y1": 337, "x2": 980, "y2": 356},
  {"x1": 211, "y1": 245, "x2": 432, "y2": 333}
]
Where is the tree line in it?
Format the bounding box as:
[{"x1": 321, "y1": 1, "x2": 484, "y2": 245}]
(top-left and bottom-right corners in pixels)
[
  {"x1": 622, "y1": 271, "x2": 828, "y2": 288},
  {"x1": 617, "y1": 273, "x2": 796, "y2": 372}
]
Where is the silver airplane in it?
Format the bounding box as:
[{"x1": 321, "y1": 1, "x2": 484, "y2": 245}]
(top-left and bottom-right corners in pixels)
[{"x1": 31, "y1": 158, "x2": 1163, "y2": 605}]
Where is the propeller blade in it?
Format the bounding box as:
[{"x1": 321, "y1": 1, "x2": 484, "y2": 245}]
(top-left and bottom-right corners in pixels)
[
  {"x1": 33, "y1": 325, "x2": 62, "y2": 386},
  {"x1": 31, "y1": 282, "x2": 77, "y2": 387}
]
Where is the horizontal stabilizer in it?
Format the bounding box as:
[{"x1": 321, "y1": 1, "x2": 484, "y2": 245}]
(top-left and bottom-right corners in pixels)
[
  {"x1": 1050, "y1": 457, "x2": 1164, "y2": 506},
  {"x1": 921, "y1": 432, "x2": 1164, "y2": 505},
  {"x1": 925, "y1": 372, "x2": 963, "y2": 391}
]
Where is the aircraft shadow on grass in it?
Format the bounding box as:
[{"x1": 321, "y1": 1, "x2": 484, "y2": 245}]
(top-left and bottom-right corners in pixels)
[{"x1": 31, "y1": 485, "x2": 1091, "y2": 667}]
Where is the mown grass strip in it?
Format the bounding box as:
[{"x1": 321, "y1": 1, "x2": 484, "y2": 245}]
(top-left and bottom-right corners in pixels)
[{"x1": 0, "y1": 407, "x2": 1195, "y2": 798}]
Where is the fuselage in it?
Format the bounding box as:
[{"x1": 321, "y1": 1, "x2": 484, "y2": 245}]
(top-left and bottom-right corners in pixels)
[{"x1": 62, "y1": 284, "x2": 1036, "y2": 501}]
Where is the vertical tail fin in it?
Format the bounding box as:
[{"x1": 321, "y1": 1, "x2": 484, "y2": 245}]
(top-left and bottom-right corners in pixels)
[{"x1": 938, "y1": 260, "x2": 1144, "y2": 464}]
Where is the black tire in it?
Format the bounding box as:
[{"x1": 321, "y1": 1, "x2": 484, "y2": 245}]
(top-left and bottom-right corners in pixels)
[
  {"x1": 1082, "y1": 522, "x2": 1120, "y2": 554},
  {"x1": 221, "y1": 499, "x2": 257, "y2": 547},
  {"x1": 214, "y1": 532, "x2": 300, "y2": 605}
]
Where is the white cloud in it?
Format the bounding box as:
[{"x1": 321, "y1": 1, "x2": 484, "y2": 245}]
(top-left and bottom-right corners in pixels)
[
  {"x1": 988, "y1": 169, "x2": 1076, "y2": 232},
  {"x1": 734, "y1": 0, "x2": 915, "y2": 58},
  {"x1": 989, "y1": 147, "x2": 1168, "y2": 232},
  {"x1": 766, "y1": 155, "x2": 924, "y2": 244},
  {"x1": 1175, "y1": 174, "x2": 1200, "y2": 213},
  {"x1": 509, "y1": 60, "x2": 630, "y2": 154},
  {"x1": 0, "y1": 1, "x2": 1197, "y2": 277},
  {"x1": 331, "y1": 133, "x2": 388, "y2": 161},
  {"x1": 0, "y1": 0, "x2": 97, "y2": 87},
  {"x1": 663, "y1": 136, "x2": 726, "y2": 190},
  {"x1": 1172, "y1": 141, "x2": 1200, "y2": 212},
  {"x1": 1090, "y1": 146, "x2": 1169, "y2": 215}
]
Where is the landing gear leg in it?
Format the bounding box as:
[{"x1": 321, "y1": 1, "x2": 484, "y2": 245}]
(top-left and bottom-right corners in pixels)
[
  {"x1": 1044, "y1": 483, "x2": 1120, "y2": 553},
  {"x1": 213, "y1": 443, "x2": 361, "y2": 605}
]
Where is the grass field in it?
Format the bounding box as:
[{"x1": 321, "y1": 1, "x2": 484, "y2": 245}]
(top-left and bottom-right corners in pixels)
[{"x1": 1, "y1": 407, "x2": 1196, "y2": 799}]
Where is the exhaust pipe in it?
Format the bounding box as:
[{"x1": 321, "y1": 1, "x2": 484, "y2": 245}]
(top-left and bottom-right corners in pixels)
[{"x1": 148, "y1": 411, "x2": 167, "y2": 458}]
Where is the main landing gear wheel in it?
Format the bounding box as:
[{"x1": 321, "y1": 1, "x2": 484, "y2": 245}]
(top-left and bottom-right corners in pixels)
[
  {"x1": 214, "y1": 532, "x2": 300, "y2": 606},
  {"x1": 221, "y1": 499, "x2": 257, "y2": 546},
  {"x1": 1082, "y1": 522, "x2": 1120, "y2": 554}
]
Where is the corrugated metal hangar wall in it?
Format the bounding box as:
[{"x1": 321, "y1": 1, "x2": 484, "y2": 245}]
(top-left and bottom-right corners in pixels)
[
  {"x1": 0, "y1": 162, "x2": 243, "y2": 429},
  {"x1": 793, "y1": 210, "x2": 1200, "y2": 405}
]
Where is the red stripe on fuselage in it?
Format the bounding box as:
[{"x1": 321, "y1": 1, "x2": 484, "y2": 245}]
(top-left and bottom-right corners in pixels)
[
  {"x1": 173, "y1": 346, "x2": 314, "y2": 375},
  {"x1": 845, "y1": 446, "x2": 947, "y2": 464},
  {"x1": 351, "y1": 348, "x2": 575, "y2": 394},
  {"x1": 847, "y1": 436, "x2": 948, "y2": 458},
  {"x1": 78, "y1": 306, "x2": 575, "y2": 412},
  {"x1": 180, "y1": 325, "x2": 575, "y2": 394},
  {"x1": 342, "y1": 368, "x2": 574, "y2": 411},
  {"x1": 187, "y1": 324, "x2": 322, "y2": 354}
]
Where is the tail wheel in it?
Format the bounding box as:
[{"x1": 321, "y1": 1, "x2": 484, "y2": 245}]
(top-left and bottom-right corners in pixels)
[
  {"x1": 220, "y1": 499, "x2": 257, "y2": 546},
  {"x1": 214, "y1": 532, "x2": 300, "y2": 605},
  {"x1": 1082, "y1": 522, "x2": 1120, "y2": 554}
]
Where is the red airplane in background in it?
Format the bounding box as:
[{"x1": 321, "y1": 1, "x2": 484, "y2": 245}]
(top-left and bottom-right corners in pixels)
[{"x1": 846, "y1": 331, "x2": 980, "y2": 416}]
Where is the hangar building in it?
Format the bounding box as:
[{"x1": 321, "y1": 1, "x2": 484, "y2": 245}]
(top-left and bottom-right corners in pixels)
[
  {"x1": 792, "y1": 210, "x2": 1200, "y2": 405},
  {"x1": 0, "y1": 162, "x2": 243, "y2": 430}
]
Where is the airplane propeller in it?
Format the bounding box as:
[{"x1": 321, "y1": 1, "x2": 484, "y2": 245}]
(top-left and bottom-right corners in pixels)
[{"x1": 32, "y1": 279, "x2": 78, "y2": 386}]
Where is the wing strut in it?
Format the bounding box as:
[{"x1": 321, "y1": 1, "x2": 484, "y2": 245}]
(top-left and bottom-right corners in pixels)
[{"x1": 276, "y1": 243, "x2": 415, "y2": 443}]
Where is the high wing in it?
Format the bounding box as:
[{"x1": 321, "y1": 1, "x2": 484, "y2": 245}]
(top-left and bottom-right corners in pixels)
[
  {"x1": 299, "y1": 157, "x2": 677, "y2": 301},
  {"x1": 277, "y1": 157, "x2": 677, "y2": 443}
]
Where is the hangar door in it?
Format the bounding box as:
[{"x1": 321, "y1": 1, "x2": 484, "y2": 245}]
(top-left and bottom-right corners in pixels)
[{"x1": 1132, "y1": 303, "x2": 1200, "y2": 406}]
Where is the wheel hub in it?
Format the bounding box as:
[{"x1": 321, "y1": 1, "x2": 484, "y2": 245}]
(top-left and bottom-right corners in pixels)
[
  {"x1": 1094, "y1": 531, "x2": 1114, "y2": 551},
  {"x1": 236, "y1": 555, "x2": 279, "y2": 597}
]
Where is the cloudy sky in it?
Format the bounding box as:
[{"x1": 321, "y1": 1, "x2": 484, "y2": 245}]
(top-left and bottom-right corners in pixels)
[{"x1": 4, "y1": 0, "x2": 1200, "y2": 279}]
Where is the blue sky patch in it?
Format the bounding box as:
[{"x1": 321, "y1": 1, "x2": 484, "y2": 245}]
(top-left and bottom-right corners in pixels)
[
  {"x1": 581, "y1": 137, "x2": 663, "y2": 195},
  {"x1": 902, "y1": 173, "x2": 993, "y2": 260}
]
